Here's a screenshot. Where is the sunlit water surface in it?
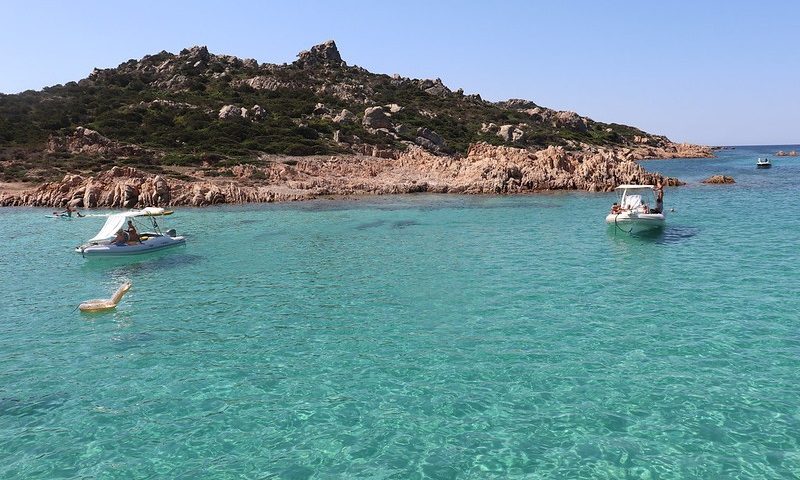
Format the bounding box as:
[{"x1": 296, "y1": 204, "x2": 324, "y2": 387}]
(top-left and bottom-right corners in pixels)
[{"x1": 1, "y1": 146, "x2": 799, "y2": 478}]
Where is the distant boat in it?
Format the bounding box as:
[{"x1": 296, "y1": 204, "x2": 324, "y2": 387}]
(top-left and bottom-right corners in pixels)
[
  {"x1": 76, "y1": 207, "x2": 185, "y2": 258},
  {"x1": 756, "y1": 158, "x2": 772, "y2": 169},
  {"x1": 605, "y1": 185, "x2": 665, "y2": 234}
]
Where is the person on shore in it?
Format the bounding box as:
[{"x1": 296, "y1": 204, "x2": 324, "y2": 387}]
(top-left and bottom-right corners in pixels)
[
  {"x1": 654, "y1": 182, "x2": 664, "y2": 213},
  {"x1": 112, "y1": 229, "x2": 128, "y2": 246},
  {"x1": 126, "y1": 220, "x2": 141, "y2": 243}
]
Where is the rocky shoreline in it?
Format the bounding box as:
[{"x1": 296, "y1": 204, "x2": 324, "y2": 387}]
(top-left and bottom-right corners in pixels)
[{"x1": 0, "y1": 141, "x2": 711, "y2": 208}]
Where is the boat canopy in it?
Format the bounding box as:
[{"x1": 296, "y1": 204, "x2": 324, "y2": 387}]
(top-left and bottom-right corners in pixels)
[
  {"x1": 87, "y1": 208, "x2": 170, "y2": 242},
  {"x1": 615, "y1": 184, "x2": 655, "y2": 190},
  {"x1": 88, "y1": 214, "x2": 128, "y2": 242},
  {"x1": 89, "y1": 207, "x2": 172, "y2": 242}
]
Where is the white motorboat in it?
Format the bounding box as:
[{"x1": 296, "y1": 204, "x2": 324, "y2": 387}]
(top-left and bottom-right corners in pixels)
[
  {"x1": 756, "y1": 158, "x2": 772, "y2": 168},
  {"x1": 76, "y1": 207, "x2": 186, "y2": 258},
  {"x1": 605, "y1": 184, "x2": 665, "y2": 234}
]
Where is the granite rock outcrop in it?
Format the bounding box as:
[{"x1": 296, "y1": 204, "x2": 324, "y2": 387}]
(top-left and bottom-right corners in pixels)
[
  {"x1": 46, "y1": 127, "x2": 156, "y2": 158},
  {"x1": 295, "y1": 40, "x2": 346, "y2": 68},
  {"x1": 702, "y1": 175, "x2": 735, "y2": 184},
  {"x1": 1, "y1": 143, "x2": 683, "y2": 207}
]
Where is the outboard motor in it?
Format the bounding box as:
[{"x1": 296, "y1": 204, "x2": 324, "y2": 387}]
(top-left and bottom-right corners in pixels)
[{"x1": 166, "y1": 228, "x2": 177, "y2": 237}]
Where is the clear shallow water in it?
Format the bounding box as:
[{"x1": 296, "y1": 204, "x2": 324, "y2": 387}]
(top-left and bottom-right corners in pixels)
[{"x1": 1, "y1": 146, "x2": 800, "y2": 479}]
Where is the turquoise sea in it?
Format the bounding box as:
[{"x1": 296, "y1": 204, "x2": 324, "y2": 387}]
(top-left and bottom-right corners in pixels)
[{"x1": 1, "y1": 145, "x2": 800, "y2": 479}]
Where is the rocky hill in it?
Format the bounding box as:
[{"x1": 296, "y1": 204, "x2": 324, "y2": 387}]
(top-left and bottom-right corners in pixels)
[{"x1": 0, "y1": 40, "x2": 711, "y2": 207}]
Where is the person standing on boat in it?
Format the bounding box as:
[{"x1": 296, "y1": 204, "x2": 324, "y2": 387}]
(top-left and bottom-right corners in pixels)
[{"x1": 654, "y1": 182, "x2": 664, "y2": 213}]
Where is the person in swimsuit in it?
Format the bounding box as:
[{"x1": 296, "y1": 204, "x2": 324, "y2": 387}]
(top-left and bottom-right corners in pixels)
[
  {"x1": 126, "y1": 220, "x2": 141, "y2": 243},
  {"x1": 112, "y1": 229, "x2": 128, "y2": 245},
  {"x1": 654, "y1": 182, "x2": 664, "y2": 213}
]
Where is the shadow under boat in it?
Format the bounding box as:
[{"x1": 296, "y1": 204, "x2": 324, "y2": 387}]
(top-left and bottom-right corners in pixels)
[
  {"x1": 608, "y1": 224, "x2": 699, "y2": 245},
  {"x1": 80, "y1": 249, "x2": 203, "y2": 274}
]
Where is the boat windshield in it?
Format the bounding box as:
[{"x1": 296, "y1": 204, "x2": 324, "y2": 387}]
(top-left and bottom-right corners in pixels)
[{"x1": 617, "y1": 187, "x2": 656, "y2": 211}]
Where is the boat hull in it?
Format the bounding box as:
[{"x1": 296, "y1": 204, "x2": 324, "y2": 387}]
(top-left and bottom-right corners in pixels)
[
  {"x1": 756, "y1": 164, "x2": 771, "y2": 168},
  {"x1": 606, "y1": 213, "x2": 665, "y2": 234},
  {"x1": 77, "y1": 236, "x2": 186, "y2": 257}
]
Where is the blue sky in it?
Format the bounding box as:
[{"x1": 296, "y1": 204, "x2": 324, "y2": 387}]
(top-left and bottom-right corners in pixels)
[{"x1": 1, "y1": 0, "x2": 797, "y2": 145}]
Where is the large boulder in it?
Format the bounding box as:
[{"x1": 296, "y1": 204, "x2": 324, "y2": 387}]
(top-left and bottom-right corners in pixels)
[
  {"x1": 421, "y1": 78, "x2": 451, "y2": 97},
  {"x1": 385, "y1": 103, "x2": 403, "y2": 113},
  {"x1": 501, "y1": 99, "x2": 539, "y2": 110},
  {"x1": 46, "y1": 126, "x2": 150, "y2": 158},
  {"x1": 122, "y1": 184, "x2": 139, "y2": 208},
  {"x1": 553, "y1": 111, "x2": 588, "y2": 132},
  {"x1": 480, "y1": 123, "x2": 499, "y2": 134},
  {"x1": 333, "y1": 109, "x2": 357, "y2": 125},
  {"x1": 219, "y1": 105, "x2": 246, "y2": 120},
  {"x1": 497, "y1": 125, "x2": 525, "y2": 142},
  {"x1": 179, "y1": 45, "x2": 210, "y2": 63},
  {"x1": 416, "y1": 128, "x2": 445, "y2": 148},
  {"x1": 250, "y1": 104, "x2": 267, "y2": 120},
  {"x1": 362, "y1": 106, "x2": 392, "y2": 129},
  {"x1": 295, "y1": 40, "x2": 346, "y2": 68},
  {"x1": 394, "y1": 124, "x2": 413, "y2": 137},
  {"x1": 702, "y1": 175, "x2": 735, "y2": 184},
  {"x1": 313, "y1": 103, "x2": 329, "y2": 115}
]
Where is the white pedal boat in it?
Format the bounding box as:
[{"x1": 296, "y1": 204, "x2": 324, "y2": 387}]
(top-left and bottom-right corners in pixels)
[
  {"x1": 76, "y1": 207, "x2": 186, "y2": 258},
  {"x1": 606, "y1": 185, "x2": 665, "y2": 234}
]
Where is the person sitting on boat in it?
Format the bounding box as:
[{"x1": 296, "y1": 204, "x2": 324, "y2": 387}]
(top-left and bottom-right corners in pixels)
[
  {"x1": 610, "y1": 203, "x2": 621, "y2": 214},
  {"x1": 126, "y1": 220, "x2": 141, "y2": 243},
  {"x1": 112, "y1": 229, "x2": 129, "y2": 246}
]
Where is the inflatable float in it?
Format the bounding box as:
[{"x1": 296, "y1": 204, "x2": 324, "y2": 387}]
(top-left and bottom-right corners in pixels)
[{"x1": 79, "y1": 282, "x2": 132, "y2": 312}]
